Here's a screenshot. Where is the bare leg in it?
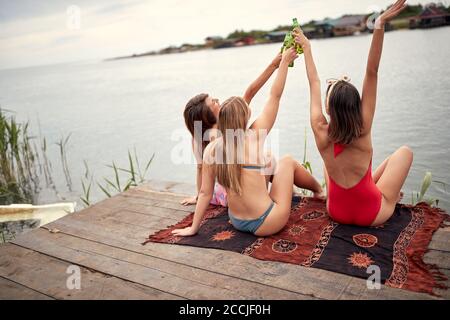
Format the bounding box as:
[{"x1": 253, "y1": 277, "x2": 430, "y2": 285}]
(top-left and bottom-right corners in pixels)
[
  {"x1": 373, "y1": 156, "x2": 404, "y2": 202},
  {"x1": 373, "y1": 156, "x2": 390, "y2": 184},
  {"x1": 293, "y1": 162, "x2": 323, "y2": 197},
  {"x1": 372, "y1": 146, "x2": 413, "y2": 226},
  {"x1": 255, "y1": 155, "x2": 322, "y2": 236}
]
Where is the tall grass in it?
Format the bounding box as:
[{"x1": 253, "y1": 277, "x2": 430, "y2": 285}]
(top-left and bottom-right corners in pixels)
[
  {"x1": 80, "y1": 148, "x2": 155, "y2": 207},
  {"x1": 0, "y1": 109, "x2": 76, "y2": 205},
  {"x1": 56, "y1": 133, "x2": 72, "y2": 191},
  {"x1": 0, "y1": 108, "x2": 40, "y2": 204},
  {"x1": 0, "y1": 108, "x2": 155, "y2": 208},
  {"x1": 296, "y1": 128, "x2": 315, "y2": 196}
]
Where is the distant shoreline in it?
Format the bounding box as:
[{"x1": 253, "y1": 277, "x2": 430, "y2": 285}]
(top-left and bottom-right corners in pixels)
[
  {"x1": 104, "y1": 24, "x2": 449, "y2": 62},
  {"x1": 105, "y1": 3, "x2": 450, "y2": 62}
]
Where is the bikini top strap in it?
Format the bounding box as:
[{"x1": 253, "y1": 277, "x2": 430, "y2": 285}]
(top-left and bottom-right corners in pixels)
[{"x1": 242, "y1": 165, "x2": 265, "y2": 170}]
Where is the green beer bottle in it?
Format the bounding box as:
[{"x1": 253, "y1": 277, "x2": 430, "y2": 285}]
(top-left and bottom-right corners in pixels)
[{"x1": 281, "y1": 18, "x2": 304, "y2": 67}]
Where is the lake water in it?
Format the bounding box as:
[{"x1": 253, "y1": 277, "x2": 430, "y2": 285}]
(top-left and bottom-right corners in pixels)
[{"x1": 1, "y1": 27, "x2": 449, "y2": 211}]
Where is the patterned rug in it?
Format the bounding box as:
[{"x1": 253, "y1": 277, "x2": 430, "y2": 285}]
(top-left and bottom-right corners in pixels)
[{"x1": 143, "y1": 197, "x2": 449, "y2": 296}]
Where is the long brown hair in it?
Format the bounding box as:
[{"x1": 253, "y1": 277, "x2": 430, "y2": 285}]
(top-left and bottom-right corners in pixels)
[
  {"x1": 327, "y1": 81, "x2": 363, "y2": 145},
  {"x1": 183, "y1": 93, "x2": 217, "y2": 151},
  {"x1": 215, "y1": 96, "x2": 250, "y2": 195}
]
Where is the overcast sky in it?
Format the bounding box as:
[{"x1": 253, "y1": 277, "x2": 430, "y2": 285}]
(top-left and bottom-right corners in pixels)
[{"x1": 0, "y1": 0, "x2": 442, "y2": 69}]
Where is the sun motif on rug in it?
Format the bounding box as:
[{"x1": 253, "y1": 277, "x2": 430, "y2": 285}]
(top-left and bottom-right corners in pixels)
[
  {"x1": 289, "y1": 225, "x2": 306, "y2": 236},
  {"x1": 353, "y1": 234, "x2": 378, "y2": 248},
  {"x1": 272, "y1": 239, "x2": 297, "y2": 253},
  {"x1": 211, "y1": 230, "x2": 235, "y2": 242},
  {"x1": 348, "y1": 252, "x2": 374, "y2": 269}
]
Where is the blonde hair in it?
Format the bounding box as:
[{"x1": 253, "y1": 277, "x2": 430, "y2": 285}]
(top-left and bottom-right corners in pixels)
[{"x1": 215, "y1": 96, "x2": 250, "y2": 195}]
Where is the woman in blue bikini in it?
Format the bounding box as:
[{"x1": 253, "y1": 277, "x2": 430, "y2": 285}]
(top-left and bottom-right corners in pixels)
[{"x1": 173, "y1": 48, "x2": 324, "y2": 237}]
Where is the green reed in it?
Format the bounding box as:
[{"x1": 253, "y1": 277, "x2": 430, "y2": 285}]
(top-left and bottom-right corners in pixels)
[
  {"x1": 56, "y1": 133, "x2": 72, "y2": 191},
  {"x1": 411, "y1": 172, "x2": 446, "y2": 207},
  {"x1": 0, "y1": 108, "x2": 40, "y2": 204},
  {"x1": 0, "y1": 109, "x2": 76, "y2": 205},
  {"x1": 81, "y1": 148, "x2": 155, "y2": 207},
  {"x1": 296, "y1": 128, "x2": 315, "y2": 196}
]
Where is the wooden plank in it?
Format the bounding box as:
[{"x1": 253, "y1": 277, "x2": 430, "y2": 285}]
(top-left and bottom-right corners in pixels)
[
  {"x1": 129, "y1": 187, "x2": 191, "y2": 203},
  {"x1": 435, "y1": 269, "x2": 450, "y2": 297},
  {"x1": 43, "y1": 209, "x2": 442, "y2": 299},
  {"x1": 0, "y1": 277, "x2": 53, "y2": 300},
  {"x1": 138, "y1": 180, "x2": 195, "y2": 196},
  {"x1": 0, "y1": 243, "x2": 180, "y2": 300},
  {"x1": 12, "y1": 228, "x2": 314, "y2": 300},
  {"x1": 108, "y1": 198, "x2": 188, "y2": 221},
  {"x1": 119, "y1": 190, "x2": 195, "y2": 212},
  {"x1": 429, "y1": 230, "x2": 450, "y2": 252},
  {"x1": 424, "y1": 250, "x2": 450, "y2": 269},
  {"x1": 98, "y1": 209, "x2": 178, "y2": 230}
]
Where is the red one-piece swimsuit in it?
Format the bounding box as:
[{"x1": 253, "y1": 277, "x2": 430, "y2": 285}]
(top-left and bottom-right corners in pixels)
[{"x1": 327, "y1": 143, "x2": 382, "y2": 226}]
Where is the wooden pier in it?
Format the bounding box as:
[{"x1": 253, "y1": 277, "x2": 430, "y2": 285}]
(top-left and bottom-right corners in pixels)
[{"x1": 1, "y1": 180, "x2": 449, "y2": 300}]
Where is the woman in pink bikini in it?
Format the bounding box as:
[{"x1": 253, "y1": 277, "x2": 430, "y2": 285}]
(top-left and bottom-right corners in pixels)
[{"x1": 296, "y1": 0, "x2": 413, "y2": 226}]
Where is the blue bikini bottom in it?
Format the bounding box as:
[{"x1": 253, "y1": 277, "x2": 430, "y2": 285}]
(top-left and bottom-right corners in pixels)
[{"x1": 228, "y1": 201, "x2": 275, "y2": 234}]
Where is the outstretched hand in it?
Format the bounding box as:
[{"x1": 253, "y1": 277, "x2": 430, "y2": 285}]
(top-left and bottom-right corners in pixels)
[
  {"x1": 281, "y1": 47, "x2": 298, "y2": 66},
  {"x1": 180, "y1": 196, "x2": 197, "y2": 206},
  {"x1": 171, "y1": 226, "x2": 197, "y2": 237},
  {"x1": 376, "y1": 0, "x2": 408, "y2": 28},
  {"x1": 294, "y1": 28, "x2": 310, "y2": 50}
]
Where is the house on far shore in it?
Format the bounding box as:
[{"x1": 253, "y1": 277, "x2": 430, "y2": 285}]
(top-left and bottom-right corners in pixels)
[
  {"x1": 409, "y1": 4, "x2": 450, "y2": 29},
  {"x1": 265, "y1": 25, "x2": 336, "y2": 42},
  {"x1": 265, "y1": 31, "x2": 288, "y2": 42},
  {"x1": 205, "y1": 36, "x2": 223, "y2": 47},
  {"x1": 301, "y1": 26, "x2": 318, "y2": 38},
  {"x1": 313, "y1": 14, "x2": 368, "y2": 38},
  {"x1": 234, "y1": 36, "x2": 255, "y2": 47},
  {"x1": 308, "y1": 20, "x2": 334, "y2": 38}
]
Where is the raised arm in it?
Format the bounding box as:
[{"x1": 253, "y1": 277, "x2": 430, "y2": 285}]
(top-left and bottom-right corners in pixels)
[
  {"x1": 361, "y1": 0, "x2": 407, "y2": 134},
  {"x1": 294, "y1": 30, "x2": 328, "y2": 137},
  {"x1": 243, "y1": 53, "x2": 282, "y2": 105},
  {"x1": 172, "y1": 146, "x2": 216, "y2": 236},
  {"x1": 250, "y1": 47, "x2": 298, "y2": 134}
]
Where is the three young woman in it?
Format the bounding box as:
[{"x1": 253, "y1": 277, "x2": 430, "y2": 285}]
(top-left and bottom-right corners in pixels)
[{"x1": 175, "y1": 0, "x2": 412, "y2": 237}]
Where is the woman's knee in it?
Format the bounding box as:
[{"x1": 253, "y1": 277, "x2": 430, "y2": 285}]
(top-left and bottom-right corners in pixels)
[
  {"x1": 397, "y1": 145, "x2": 413, "y2": 164},
  {"x1": 279, "y1": 154, "x2": 295, "y2": 166}
]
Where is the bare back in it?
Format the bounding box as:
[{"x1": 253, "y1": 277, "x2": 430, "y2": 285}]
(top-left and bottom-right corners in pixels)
[
  {"x1": 319, "y1": 130, "x2": 374, "y2": 188},
  {"x1": 225, "y1": 130, "x2": 274, "y2": 220}
]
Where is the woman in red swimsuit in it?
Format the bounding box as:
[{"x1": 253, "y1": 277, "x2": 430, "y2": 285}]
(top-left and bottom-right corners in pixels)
[{"x1": 295, "y1": 0, "x2": 413, "y2": 226}]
